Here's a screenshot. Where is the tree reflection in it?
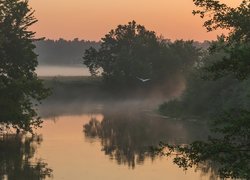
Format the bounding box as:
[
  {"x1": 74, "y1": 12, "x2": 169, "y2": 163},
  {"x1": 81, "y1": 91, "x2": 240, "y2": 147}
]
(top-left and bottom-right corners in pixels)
[
  {"x1": 84, "y1": 107, "x2": 210, "y2": 169},
  {"x1": 196, "y1": 162, "x2": 220, "y2": 180},
  {"x1": 0, "y1": 134, "x2": 52, "y2": 180}
]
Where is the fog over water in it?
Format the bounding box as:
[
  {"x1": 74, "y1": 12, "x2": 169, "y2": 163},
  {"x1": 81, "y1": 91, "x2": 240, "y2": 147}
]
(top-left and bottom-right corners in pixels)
[
  {"x1": 36, "y1": 65, "x2": 90, "y2": 76},
  {"x1": 34, "y1": 98, "x2": 215, "y2": 180}
]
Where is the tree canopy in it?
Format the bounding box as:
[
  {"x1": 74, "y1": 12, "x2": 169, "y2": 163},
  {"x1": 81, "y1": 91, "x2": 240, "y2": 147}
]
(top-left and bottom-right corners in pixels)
[
  {"x1": 194, "y1": 0, "x2": 250, "y2": 80},
  {"x1": 157, "y1": 0, "x2": 250, "y2": 179},
  {"x1": 0, "y1": 0, "x2": 49, "y2": 133},
  {"x1": 84, "y1": 21, "x2": 200, "y2": 89}
]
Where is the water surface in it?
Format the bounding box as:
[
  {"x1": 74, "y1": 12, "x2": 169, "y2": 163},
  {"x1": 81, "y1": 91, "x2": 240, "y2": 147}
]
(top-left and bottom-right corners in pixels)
[
  {"x1": 36, "y1": 66, "x2": 90, "y2": 76},
  {"x1": 0, "y1": 94, "x2": 218, "y2": 180},
  {"x1": 30, "y1": 101, "x2": 217, "y2": 180}
]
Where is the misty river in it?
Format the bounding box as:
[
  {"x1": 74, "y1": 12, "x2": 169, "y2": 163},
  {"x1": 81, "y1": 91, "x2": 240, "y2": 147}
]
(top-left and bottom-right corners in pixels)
[
  {"x1": 1, "y1": 99, "x2": 218, "y2": 180},
  {"x1": 0, "y1": 75, "x2": 218, "y2": 180}
]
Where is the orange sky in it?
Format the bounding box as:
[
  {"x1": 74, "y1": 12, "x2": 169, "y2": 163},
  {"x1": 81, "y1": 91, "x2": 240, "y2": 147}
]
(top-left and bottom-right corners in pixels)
[{"x1": 29, "y1": 0, "x2": 241, "y2": 41}]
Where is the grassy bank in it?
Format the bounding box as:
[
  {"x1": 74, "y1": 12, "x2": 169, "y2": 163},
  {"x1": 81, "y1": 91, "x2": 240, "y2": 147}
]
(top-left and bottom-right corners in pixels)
[
  {"x1": 40, "y1": 76, "x2": 181, "y2": 102},
  {"x1": 40, "y1": 76, "x2": 108, "y2": 102}
]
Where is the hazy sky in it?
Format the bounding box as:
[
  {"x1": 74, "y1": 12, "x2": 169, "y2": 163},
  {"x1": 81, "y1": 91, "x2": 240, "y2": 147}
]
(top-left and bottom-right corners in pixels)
[{"x1": 29, "y1": 0, "x2": 240, "y2": 41}]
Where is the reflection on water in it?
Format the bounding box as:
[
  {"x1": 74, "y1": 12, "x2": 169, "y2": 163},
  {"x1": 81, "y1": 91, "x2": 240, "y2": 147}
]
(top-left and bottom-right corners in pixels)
[
  {"x1": 33, "y1": 99, "x2": 221, "y2": 180},
  {"x1": 83, "y1": 106, "x2": 210, "y2": 169},
  {"x1": 0, "y1": 97, "x2": 219, "y2": 180},
  {"x1": 84, "y1": 117, "x2": 156, "y2": 168},
  {"x1": 36, "y1": 116, "x2": 217, "y2": 180},
  {"x1": 0, "y1": 134, "x2": 52, "y2": 180}
]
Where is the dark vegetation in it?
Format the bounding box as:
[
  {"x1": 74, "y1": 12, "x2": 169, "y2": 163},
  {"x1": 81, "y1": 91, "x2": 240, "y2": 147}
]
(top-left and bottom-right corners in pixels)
[
  {"x1": 156, "y1": 0, "x2": 250, "y2": 179},
  {"x1": 159, "y1": 42, "x2": 250, "y2": 118},
  {"x1": 83, "y1": 21, "x2": 201, "y2": 90},
  {"x1": 35, "y1": 38, "x2": 209, "y2": 67},
  {"x1": 0, "y1": 1, "x2": 52, "y2": 179},
  {"x1": 0, "y1": 0, "x2": 49, "y2": 133},
  {"x1": 41, "y1": 76, "x2": 106, "y2": 104},
  {"x1": 35, "y1": 39, "x2": 100, "y2": 66},
  {"x1": 38, "y1": 76, "x2": 179, "y2": 118}
]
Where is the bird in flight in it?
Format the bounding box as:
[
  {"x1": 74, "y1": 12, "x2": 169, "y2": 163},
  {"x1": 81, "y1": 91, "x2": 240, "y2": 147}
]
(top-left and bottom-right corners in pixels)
[{"x1": 136, "y1": 77, "x2": 151, "y2": 82}]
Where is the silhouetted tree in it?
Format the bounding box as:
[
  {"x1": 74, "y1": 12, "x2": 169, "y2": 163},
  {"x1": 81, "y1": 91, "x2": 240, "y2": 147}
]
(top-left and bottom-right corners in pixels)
[
  {"x1": 84, "y1": 21, "x2": 200, "y2": 89},
  {"x1": 159, "y1": 40, "x2": 250, "y2": 118},
  {"x1": 0, "y1": 0, "x2": 50, "y2": 133},
  {"x1": 157, "y1": 0, "x2": 250, "y2": 179},
  {"x1": 193, "y1": 0, "x2": 250, "y2": 80}
]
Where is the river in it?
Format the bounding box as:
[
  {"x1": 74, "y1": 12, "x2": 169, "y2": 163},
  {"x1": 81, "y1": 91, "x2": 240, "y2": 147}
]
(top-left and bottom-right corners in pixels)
[{"x1": 0, "y1": 86, "x2": 218, "y2": 180}]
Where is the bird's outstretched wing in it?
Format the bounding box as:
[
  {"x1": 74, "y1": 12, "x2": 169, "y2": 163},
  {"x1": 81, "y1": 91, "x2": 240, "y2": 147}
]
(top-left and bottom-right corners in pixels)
[
  {"x1": 136, "y1": 77, "x2": 150, "y2": 82},
  {"x1": 143, "y1": 79, "x2": 150, "y2": 82},
  {"x1": 136, "y1": 77, "x2": 143, "y2": 81}
]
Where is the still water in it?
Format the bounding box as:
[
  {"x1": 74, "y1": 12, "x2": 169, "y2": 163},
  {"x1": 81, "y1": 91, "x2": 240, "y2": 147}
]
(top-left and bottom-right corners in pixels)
[
  {"x1": 36, "y1": 66, "x2": 90, "y2": 76},
  {"x1": 1, "y1": 101, "x2": 217, "y2": 180}
]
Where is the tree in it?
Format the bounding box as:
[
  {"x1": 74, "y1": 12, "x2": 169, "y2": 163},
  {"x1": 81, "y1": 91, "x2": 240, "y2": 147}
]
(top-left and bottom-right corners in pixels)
[
  {"x1": 155, "y1": 109, "x2": 250, "y2": 179},
  {"x1": 193, "y1": 0, "x2": 250, "y2": 80},
  {"x1": 0, "y1": 0, "x2": 50, "y2": 133},
  {"x1": 83, "y1": 21, "x2": 200, "y2": 89},
  {"x1": 156, "y1": 0, "x2": 250, "y2": 179},
  {"x1": 159, "y1": 40, "x2": 250, "y2": 118}
]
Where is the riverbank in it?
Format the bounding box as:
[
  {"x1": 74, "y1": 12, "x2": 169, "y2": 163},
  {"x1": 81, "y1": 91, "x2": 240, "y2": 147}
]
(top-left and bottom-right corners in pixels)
[{"x1": 38, "y1": 76, "x2": 175, "y2": 118}]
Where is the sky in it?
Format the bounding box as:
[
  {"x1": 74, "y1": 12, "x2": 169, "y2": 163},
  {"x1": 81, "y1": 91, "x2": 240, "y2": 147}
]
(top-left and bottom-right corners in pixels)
[{"x1": 29, "y1": 0, "x2": 241, "y2": 42}]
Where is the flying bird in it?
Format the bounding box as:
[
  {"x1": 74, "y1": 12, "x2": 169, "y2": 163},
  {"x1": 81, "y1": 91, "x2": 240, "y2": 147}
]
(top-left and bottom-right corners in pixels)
[{"x1": 136, "y1": 77, "x2": 151, "y2": 82}]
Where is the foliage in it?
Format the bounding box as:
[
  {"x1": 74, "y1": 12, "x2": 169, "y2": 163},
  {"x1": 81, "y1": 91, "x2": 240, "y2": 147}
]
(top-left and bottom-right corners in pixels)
[
  {"x1": 193, "y1": 0, "x2": 250, "y2": 80},
  {"x1": 159, "y1": 45, "x2": 250, "y2": 118},
  {"x1": 160, "y1": 0, "x2": 250, "y2": 119},
  {"x1": 157, "y1": 0, "x2": 250, "y2": 179},
  {"x1": 154, "y1": 109, "x2": 250, "y2": 179},
  {"x1": 0, "y1": 0, "x2": 50, "y2": 133},
  {"x1": 83, "y1": 21, "x2": 200, "y2": 89}
]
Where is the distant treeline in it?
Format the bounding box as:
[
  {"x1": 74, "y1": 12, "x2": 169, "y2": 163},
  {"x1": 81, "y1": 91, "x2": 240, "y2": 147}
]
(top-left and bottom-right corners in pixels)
[
  {"x1": 193, "y1": 41, "x2": 210, "y2": 49},
  {"x1": 34, "y1": 38, "x2": 100, "y2": 66},
  {"x1": 34, "y1": 38, "x2": 209, "y2": 66}
]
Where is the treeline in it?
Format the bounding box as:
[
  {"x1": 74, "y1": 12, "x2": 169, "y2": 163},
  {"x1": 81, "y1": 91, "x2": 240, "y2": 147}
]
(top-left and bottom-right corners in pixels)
[
  {"x1": 34, "y1": 38, "x2": 209, "y2": 67},
  {"x1": 35, "y1": 38, "x2": 100, "y2": 66}
]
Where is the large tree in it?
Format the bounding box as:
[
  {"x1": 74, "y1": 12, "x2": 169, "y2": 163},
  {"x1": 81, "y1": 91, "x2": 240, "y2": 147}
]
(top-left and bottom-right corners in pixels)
[
  {"x1": 0, "y1": 0, "x2": 49, "y2": 133},
  {"x1": 84, "y1": 21, "x2": 200, "y2": 89},
  {"x1": 156, "y1": 0, "x2": 250, "y2": 179},
  {"x1": 193, "y1": 0, "x2": 250, "y2": 80}
]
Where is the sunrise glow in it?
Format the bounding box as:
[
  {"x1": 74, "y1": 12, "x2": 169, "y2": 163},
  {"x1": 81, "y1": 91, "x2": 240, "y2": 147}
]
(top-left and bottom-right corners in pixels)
[{"x1": 29, "y1": 0, "x2": 241, "y2": 41}]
